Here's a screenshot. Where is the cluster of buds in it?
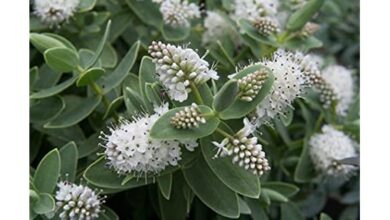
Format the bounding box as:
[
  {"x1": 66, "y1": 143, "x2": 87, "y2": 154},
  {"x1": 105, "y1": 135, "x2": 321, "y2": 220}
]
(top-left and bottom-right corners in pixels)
[
  {"x1": 157, "y1": 0, "x2": 200, "y2": 27},
  {"x1": 238, "y1": 70, "x2": 268, "y2": 102},
  {"x1": 213, "y1": 119, "x2": 271, "y2": 176},
  {"x1": 171, "y1": 103, "x2": 206, "y2": 129},
  {"x1": 148, "y1": 41, "x2": 218, "y2": 102},
  {"x1": 300, "y1": 22, "x2": 321, "y2": 37},
  {"x1": 55, "y1": 181, "x2": 105, "y2": 220},
  {"x1": 304, "y1": 72, "x2": 337, "y2": 108},
  {"x1": 253, "y1": 17, "x2": 280, "y2": 36}
]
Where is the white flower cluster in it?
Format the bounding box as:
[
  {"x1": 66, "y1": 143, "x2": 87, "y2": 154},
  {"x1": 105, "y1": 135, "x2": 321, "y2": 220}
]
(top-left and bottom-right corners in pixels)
[
  {"x1": 213, "y1": 119, "x2": 271, "y2": 176},
  {"x1": 100, "y1": 104, "x2": 198, "y2": 174},
  {"x1": 255, "y1": 49, "x2": 305, "y2": 121},
  {"x1": 148, "y1": 41, "x2": 219, "y2": 102},
  {"x1": 309, "y1": 125, "x2": 358, "y2": 177},
  {"x1": 171, "y1": 103, "x2": 206, "y2": 129},
  {"x1": 238, "y1": 69, "x2": 268, "y2": 102},
  {"x1": 156, "y1": 0, "x2": 200, "y2": 27},
  {"x1": 231, "y1": 0, "x2": 279, "y2": 22},
  {"x1": 33, "y1": 0, "x2": 80, "y2": 27},
  {"x1": 55, "y1": 181, "x2": 103, "y2": 220},
  {"x1": 322, "y1": 65, "x2": 355, "y2": 116},
  {"x1": 202, "y1": 11, "x2": 237, "y2": 45}
]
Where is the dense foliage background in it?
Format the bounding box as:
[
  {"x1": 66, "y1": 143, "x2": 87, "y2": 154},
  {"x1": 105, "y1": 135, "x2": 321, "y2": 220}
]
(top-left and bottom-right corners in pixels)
[{"x1": 29, "y1": 0, "x2": 359, "y2": 219}]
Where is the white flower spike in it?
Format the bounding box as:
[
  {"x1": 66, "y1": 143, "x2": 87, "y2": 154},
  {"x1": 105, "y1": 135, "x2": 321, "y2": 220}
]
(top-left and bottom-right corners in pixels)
[
  {"x1": 213, "y1": 118, "x2": 271, "y2": 176},
  {"x1": 322, "y1": 65, "x2": 355, "y2": 116},
  {"x1": 55, "y1": 181, "x2": 104, "y2": 220},
  {"x1": 309, "y1": 125, "x2": 358, "y2": 177},
  {"x1": 231, "y1": 0, "x2": 280, "y2": 23},
  {"x1": 100, "y1": 103, "x2": 198, "y2": 174},
  {"x1": 255, "y1": 49, "x2": 306, "y2": 121},
  {"x1": 33, "y1": 0, "x2": 80, "y2": 27},
  {"x1": 158, "y1": 0, "x2": 200, "y2": 27},
  {"x1": 148, "y1": 41, "x2": 219, "y2": 102}
]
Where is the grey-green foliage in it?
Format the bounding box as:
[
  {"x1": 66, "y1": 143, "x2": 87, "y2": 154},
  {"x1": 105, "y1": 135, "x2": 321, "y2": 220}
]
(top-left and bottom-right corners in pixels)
[{"x1": 29, "y1": 0, "x2": 359, "y2": 219}]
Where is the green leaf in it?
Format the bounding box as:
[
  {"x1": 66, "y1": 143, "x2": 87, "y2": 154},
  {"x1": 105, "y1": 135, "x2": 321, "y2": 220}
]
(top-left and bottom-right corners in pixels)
[
  {"x1": 219, "y1": 64, "x2": 274, "y2": 119},
  {"x1": 30, "y1": 33, "x2": 66, "y2": 53},
  {"x1": 77, "y1": 67, "x2": 105, "y2": 86},
  {"x1": 246, "y1": 198, "x2": 269, "y2": 220},
  {"x1": 124, "y1": 87, "x2": 145, "y2": 113},
  {"x1": 145, "y1": 83, "x2": 162, "y2": 105},
  {"x1": 78, "y1": 0, "x2": 97, "y2": 12},
  {"x1": 263, "y1": 182, "x2": 299, "y2": 198},
  {"x1": 284, "y1": 36, "x2": 323, "y2": 51},
  {"x1": 139, "y1": 56, "x2": 157, "y2": 100},
  {"x1": 44, "y1": 95, "x2": 102, "y2": 128},
  {"x1": 33, "y1": 149, "x2": 61, "y2": 194},
  {"x1": 30, "y1": 75, "x2": 78, "y2": 99},
  {"x1": 77, "y1": 133, "x2": 99, "y2": 158},
  {"x1": 182, "y1": 156, "x2": 239, "y2": 218},
  {"x1": 32, "y1": 193, "x2": 55, "y2": 214},
  {"x1": 161, "y1": 24, "x2": 191, "y2": 41},
  {"x1": 286, "y1": 0, "x2": 325, "y2": 31},
  {"x1": 294, "y1": 138, "x2": 317, "y2": 183},
  {"x1": 262, "y1": 188, "x2": 289, "y2": 203},
  {"x1": 207, "y1": 40, "x2": 235, "y2": 68},
  {"x1": 125, "y1": 0, "x2": 163, "y2": 28},
  {"x1": 281, "y1": 203, "x2": 305, "y2": 220},
  {"x1": 83, "y1": 157, "x2": 151, "y2": 189},
  {"x1": 150, "y1": 105, "x2": 220, "y2": 140},
  {"x1": 238, "y1": 197, "x2": 251, "y2": 214},
  {"x1": 101, "y1": 44, "x2": 118, "y2": 68},
  {"x1": 33, "y1": 64, "x2": 62, "y2": 90},
  {"x1": 59, "y1": 142, "x2": 78, "y2": 182},
  {"x1": 158, "y1": 174, "x2": 173, "y2": 200},
  {"x1": 85, "y1": 20, "x2": 111, "y2": 69},
  {"x1": 238, "y1": 19, "x2": 278, "y2": 47},
  {"x1": 30, "y1": 96, "x2": 65, "y2": 124},
  {"x1": 213, "y1": 80, "x2": 239, "y2": 112},
  {"x1": 158, "y1": 173, "x2": 188, "y2": 220},
  {"x1": 44, "y1": 47, "x2": 80, "y2": 72},
  {"x1": 99, "y1": 41, "x2": 140, "y2": 94},
  {"x1": 103, "y1": 96, "x2": 124, "y2": 119},
  {"x1": 201, "y1": 137, "x2": 261, "y2": 198},
  {"x1": 320, "y1": 213, "x2": 333, "y2": 220},
  {"x1": 42, "y1": 33, "x2": 77, "y2": 51},
  {"x1": 79, "y1": 49, "x2": 102, "y2": 68},
  {"x1": 30, "y1": 66, "x2": 39, "y2": 89}
]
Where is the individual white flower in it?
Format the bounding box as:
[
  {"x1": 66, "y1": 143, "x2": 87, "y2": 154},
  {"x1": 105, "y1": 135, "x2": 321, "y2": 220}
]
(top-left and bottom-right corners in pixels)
[
  {"x1": 171, "y1": 103, "x2": 206, "y2": 129},
  {"x1": 255, "y1": 49, "x2": 305, "y2": 121},
  {"x1": 148, "y1": 41, "x2": 219, "y2": 102},
  {"x1": 100, "y1": 103, "x2": 199, "y2": 174},
  {"x1": 309, "y1": 125, "x2": 358, "y2": 177},
  {"x1": 231, "y1": 0, "x2": 280, "y2": 23},
  {"x1": 322, "y1": 65, "x2": 355, "y2": 116},
  {"x1": 55, "y1": 181, "x2": 104, "y2": 220},
  {"x1": 33, "y1": 0, "x2": 80, "y2": 27},
  {"x1": 158, "y1": 0, "x2": 200, "y2": 27},
  {"x1": 213, "y1": 118, "x2": 271, "y2": 176}
]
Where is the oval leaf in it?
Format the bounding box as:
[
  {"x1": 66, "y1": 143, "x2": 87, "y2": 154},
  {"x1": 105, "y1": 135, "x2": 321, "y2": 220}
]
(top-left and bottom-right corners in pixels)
[
  {"x1": 77, "y1": 67, "x2": 106, "y2": 87},
  {"x1": 150, "y1": 105, "x2": 220, "y2": 140},
  {"x1": 201, "y1": 137, "x2": 261, "y2": 198},
  {"x1": 182, "y1": 156, "x2": 240, "y2": 218},
  {"x1": 78, "y1": 0, "x2": 97, "y2": 13},
  {"x1": 32, "y1": 193, "x2": 55, "y2": 214},
  {"x1": 263, "y1": 182, "x2": 299, "y2": 198},
  {"x1": 219, "y1": 64, "x2": 274, "y2": 120},
  {"x1": 85, "y1": 20, "x2": 111, "y2": 69},
  {"x1": 44, "y1": 95, "x2": 102, "y2": 128},
  {"x1": 30, "y1": 75, "x2": 78, "y2": 99},
  {"x1": 286, "y1": 0, "x2": 325, "y2": 31},
  {"x1": 157, "y1": 174, "x2": 173, "y2": 200},
  {"x1": 33, "y1": 149, "x2": 61, "y2": 193},
  {"x1": 213, "y1": 80, "x2": 239, "y2": 112},
  {"x1": 59, "y1": 142, "x2": 78, "y2": 182},
  {"x1": 30, "y1": 33, "x2": 65, "y2": 53},
  {"x1": 44, "y1": 47, "x2": 80, "y2": 72},
  {"x1": 30, "y1": 96, "x2": 65, "y2": 124}
]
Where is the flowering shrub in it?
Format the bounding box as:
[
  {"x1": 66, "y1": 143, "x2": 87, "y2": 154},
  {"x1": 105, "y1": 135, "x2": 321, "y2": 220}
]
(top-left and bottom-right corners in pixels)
[{"x1": 29, "y1": 0, "x2": 359, "y2": 219}]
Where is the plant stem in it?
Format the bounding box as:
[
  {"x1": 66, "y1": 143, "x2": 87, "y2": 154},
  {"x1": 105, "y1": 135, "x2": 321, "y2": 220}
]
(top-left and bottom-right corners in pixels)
[
  {"x1": 314, "y1": 113, "x2": 324, "y2": 131},
  {"x1": 190, "y1": 83, "x2": 204, "y2": 105},
  {"x1": 215, "y1": 127, "x2": 233, "y2": 139}
]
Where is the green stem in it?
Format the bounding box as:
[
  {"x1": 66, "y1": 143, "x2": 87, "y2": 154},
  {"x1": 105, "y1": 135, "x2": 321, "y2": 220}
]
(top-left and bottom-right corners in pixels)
[
  {"x1": 215, "y1": 128, "x2": 233, "y2": 139},
  {"x1": 190, "y1": 83, "x2": 204, "y2": 105},
  {"x1": 314, "y1": 113, "x2": 324, "y2": 131}
]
